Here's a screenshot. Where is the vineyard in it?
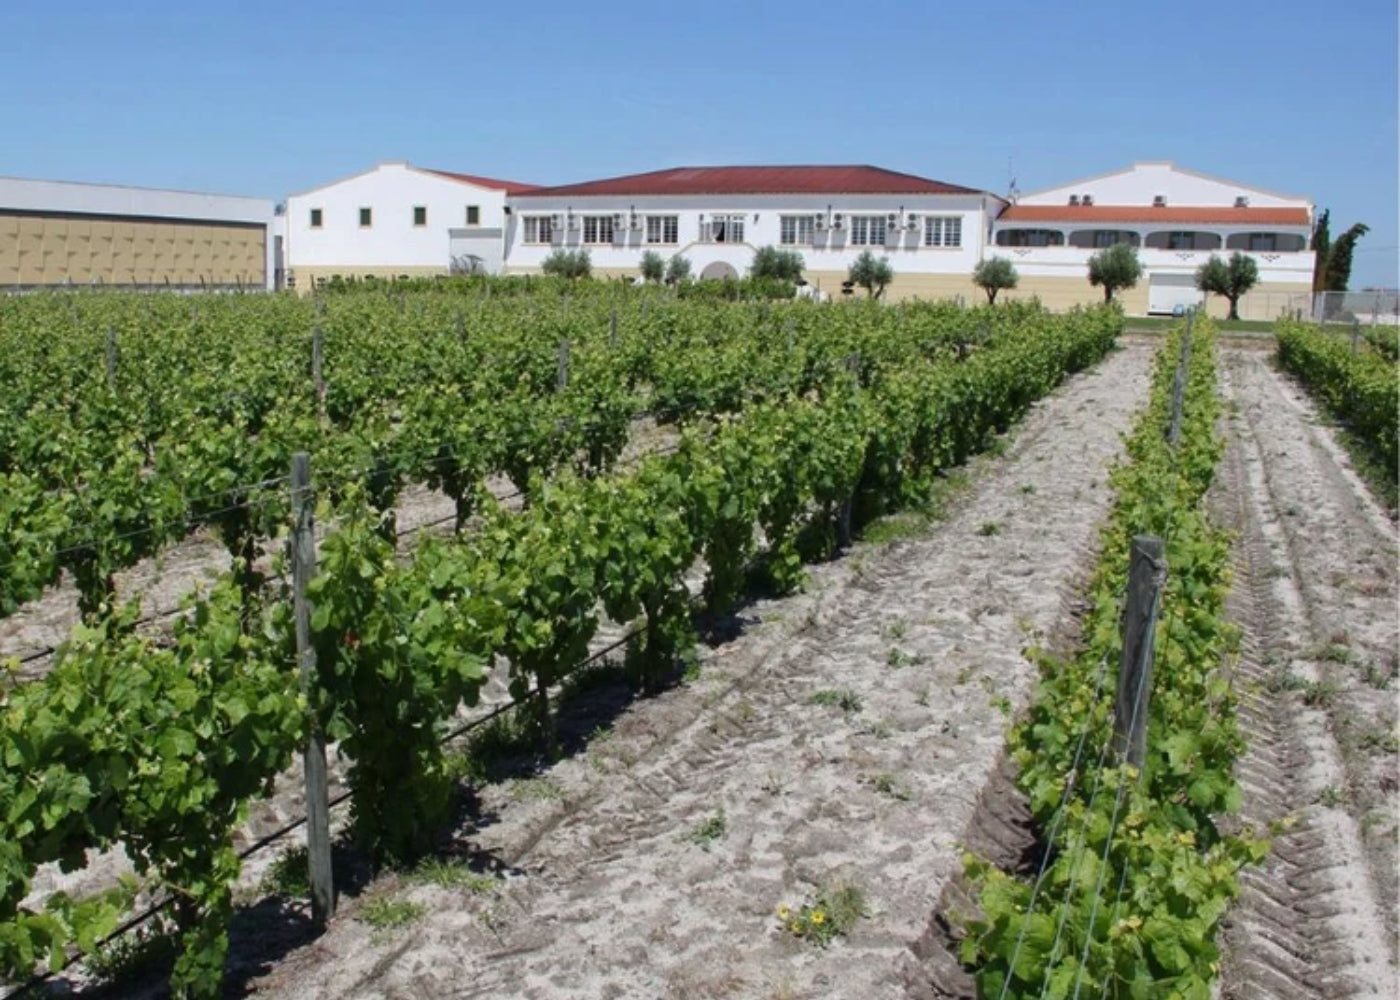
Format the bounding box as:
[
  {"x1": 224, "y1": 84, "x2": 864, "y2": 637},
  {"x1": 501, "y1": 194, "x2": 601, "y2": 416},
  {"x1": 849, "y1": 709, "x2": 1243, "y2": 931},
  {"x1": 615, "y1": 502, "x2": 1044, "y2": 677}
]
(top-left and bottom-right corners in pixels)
[
  {"x1": 4, "y1": 291, "x2": 1394, "y2": 1000},
  {"x1": 1, "y1": 288, "x2": 1120, "y2": 997}
]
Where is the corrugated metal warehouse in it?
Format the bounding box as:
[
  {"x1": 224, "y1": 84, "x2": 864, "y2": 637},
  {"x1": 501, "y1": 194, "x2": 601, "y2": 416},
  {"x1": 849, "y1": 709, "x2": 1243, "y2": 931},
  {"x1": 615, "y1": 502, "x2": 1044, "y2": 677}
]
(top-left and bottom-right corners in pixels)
[{"x1": 0, "y1": 175, "x2": 280, "y2": 290}]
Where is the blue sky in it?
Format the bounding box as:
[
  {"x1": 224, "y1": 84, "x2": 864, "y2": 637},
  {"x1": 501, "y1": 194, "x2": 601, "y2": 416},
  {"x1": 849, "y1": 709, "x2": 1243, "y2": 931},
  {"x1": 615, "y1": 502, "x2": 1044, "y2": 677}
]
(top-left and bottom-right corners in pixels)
[{"x1": 2, "y1": 0, "x2": 1395, "y2": 286}]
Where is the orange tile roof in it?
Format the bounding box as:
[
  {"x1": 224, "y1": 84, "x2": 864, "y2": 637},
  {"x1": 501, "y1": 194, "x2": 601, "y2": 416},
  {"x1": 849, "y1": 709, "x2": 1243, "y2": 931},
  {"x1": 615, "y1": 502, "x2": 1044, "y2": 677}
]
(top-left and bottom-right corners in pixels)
[{"x1": 999, "y1": 204, "x2": 1310, "y2": 226}]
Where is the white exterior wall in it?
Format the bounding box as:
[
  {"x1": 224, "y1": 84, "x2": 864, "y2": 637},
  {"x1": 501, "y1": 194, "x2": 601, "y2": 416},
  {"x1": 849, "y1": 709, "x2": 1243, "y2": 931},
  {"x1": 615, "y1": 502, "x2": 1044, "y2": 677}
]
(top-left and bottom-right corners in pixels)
[
  {"x1": 1018, "y1": 161, "x2": 1309, "y2": 210},
  {"x1": 504, "y1": 193, "x2": 996, "y2": 278},
  {"x1": 285, "y1": 163, "x2": 508, "y2": 273},
  {"x1": 0, "y1": 174, "x2": 278, "y2": 289}
]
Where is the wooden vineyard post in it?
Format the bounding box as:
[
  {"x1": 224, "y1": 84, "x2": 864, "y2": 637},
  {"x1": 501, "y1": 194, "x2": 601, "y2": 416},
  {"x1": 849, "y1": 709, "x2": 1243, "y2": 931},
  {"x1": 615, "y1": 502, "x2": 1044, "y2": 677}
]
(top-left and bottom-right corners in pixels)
[
  {"x1": 105, "y1": 325, "x2": 118, "y2": 387},
  {"x1": 312, "y1": 324, "x2": 326, "y2": 421},
  {"x1": 1112, "y1": 535, "x2": 1167, "y2": 769},
  {"x1": 291, "y1": 453, "x2": 336, "y2": 926},
  {"x1": 838, "y1": 351, "x2": 861, "y2": 549},
  {"x1": 1351, "y1": 319, "x2": 1360, "y2": 355},
  {"x1": 1166, "y1": 316, "x2": 1192, "y2": 446},
  {"x1": 557, "y1": 338, "x2": 570, "y2": 391},
  {"x1": 609, "y1": 309, "x2": 619, "y2": 349}
]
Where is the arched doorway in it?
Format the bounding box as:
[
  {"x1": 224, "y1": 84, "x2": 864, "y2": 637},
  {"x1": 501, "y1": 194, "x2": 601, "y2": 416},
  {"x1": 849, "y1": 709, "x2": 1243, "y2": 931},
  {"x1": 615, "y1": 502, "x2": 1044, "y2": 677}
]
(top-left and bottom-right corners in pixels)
[{"x1": 699, "y1": 261, "x2": 739, "y2": 281}]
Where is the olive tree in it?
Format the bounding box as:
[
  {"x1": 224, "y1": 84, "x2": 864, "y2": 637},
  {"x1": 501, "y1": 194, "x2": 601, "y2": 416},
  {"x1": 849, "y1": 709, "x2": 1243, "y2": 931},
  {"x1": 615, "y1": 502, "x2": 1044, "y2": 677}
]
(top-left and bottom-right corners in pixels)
[
  {"x1": 751, "y1": 246, "x2": 805, "y2": 282},
  {"x1": 1195, "y1": 252, "x2": 1259, "y2": 321},
  {"x1": 973, "y1": 256, "x2": 1019, "y2": 305},
  {"x1": 1087, "y1": 242, "x2": 1142, "y2": 303},
  {"x1": 639, "y1": 251, "x2": 665, "y2": 284},
  {"x1": 849, "y1": 251, "x2": 894, "y2": 299},
  {"x1": 541, "y1": 249, "x2": 591, "y2": 280},
  {"x1": 665, "y1": 254, "x2": 692, "y2": 286}
]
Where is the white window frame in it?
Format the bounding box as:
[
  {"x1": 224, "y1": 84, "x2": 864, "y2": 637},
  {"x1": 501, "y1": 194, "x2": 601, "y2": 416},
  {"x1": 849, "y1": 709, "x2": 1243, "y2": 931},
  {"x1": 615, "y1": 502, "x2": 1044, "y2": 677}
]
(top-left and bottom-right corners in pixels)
[
  {"x1": 523, "y1": 216, "x2": 553, "y2": 245},
  {"x1": 646, "y1": 215, "x2": 678, "y2": 245},
  {"x1": 779, "y1": 215, "x2": 814, "y2": 246},
  {"x1": 704, "y1": 213, "x2": 746, "y2": 244},
  {"x1": 850, "y1": 215, "x2": 887, "y2": 247},
  {"x1": 583, "y1": 215, "x2": 615, "y2": 245},
  {"x1": 923, "y1": 216, "x2": 962, "y2": 248}
]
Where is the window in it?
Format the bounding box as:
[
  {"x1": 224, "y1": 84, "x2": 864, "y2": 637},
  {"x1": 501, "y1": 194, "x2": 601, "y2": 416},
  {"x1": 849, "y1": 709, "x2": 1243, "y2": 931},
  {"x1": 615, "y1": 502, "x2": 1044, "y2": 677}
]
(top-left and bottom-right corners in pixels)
[
  {"x1": 523, "y1": 216, "x2": 553, "y2": 244},
  {"x1": 359, "y1": 207, "x2": 372, "y2": 228},
  {"x1": 309, "y1": 208, "x2": 323, "y2": 229},
  {"x1": 1247, "y1": 232, "x2": 1278, "y2": 252},
  {"x1": 997, "y1": 229, "x2": 1064, "y2": 247},
  {"x1": 413, "y1": 206, "x2": 427, "y2": 227},
  {"x1": 646, "y1": 215, "x2": 678, "y2": 244},
  {"x1": 780, "y1": 215, "x2": 814, "y2": 246},
  {"x1": 466, "y1": 205, "x2": 480, "y2": 226},
  {"x1": 1167, "y1": 231, "x2": 1196, "y2": 250},
  {"x1": 923, "y1": 216, "x2": 962, "y2": 248},
  {"x1": 850, "y1": 215, "x2": 887, "y2": 247},
  {"x1": 583, "y1": 215, "x2": 614, "y2": 244},
  {"x1": 1091, "y1": 230, "x2": 1136, "y2": 248},
  {"x1": 704, "y1": 214, "x2": 745, "y2": 243}
]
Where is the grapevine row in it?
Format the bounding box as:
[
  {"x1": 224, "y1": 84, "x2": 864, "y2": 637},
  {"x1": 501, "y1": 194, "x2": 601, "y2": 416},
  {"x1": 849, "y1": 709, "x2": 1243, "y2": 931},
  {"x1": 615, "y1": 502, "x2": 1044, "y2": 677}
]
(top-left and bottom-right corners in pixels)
[
  {"x1": 0, "y1": 305, "x2": 1122, "y2": 997},
  {"x1": 961, "y1": 320, "x2": 1265, "y2": 998}
]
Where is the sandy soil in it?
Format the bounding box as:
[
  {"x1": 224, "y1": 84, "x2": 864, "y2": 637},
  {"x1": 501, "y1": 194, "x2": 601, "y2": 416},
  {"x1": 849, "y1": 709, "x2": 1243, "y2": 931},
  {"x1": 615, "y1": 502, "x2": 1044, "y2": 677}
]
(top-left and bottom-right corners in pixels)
[
  {"x1": 1210, "y1": 344, "x2": 1399, "y2": 1000},
  {"x1": 233, "y1": 342, "x2": 1155, "y2": 1000}
]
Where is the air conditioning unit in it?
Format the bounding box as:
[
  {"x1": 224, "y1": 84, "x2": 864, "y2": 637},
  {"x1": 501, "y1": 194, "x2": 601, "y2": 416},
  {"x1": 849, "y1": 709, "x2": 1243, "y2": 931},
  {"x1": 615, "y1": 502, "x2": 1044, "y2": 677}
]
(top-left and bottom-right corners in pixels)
[
  {"x1": 1234, "y1": 195, "x2": 1249, "y2": 208},
  {"x1": 612, "y1": 213, "x2": 625, "y2": 229},
  {"x1": 567, "y1": 217, "x2": 579, "y2": 230},
  {"x1": 1081, "y1": 194, "x2": 1094, "y2": 206},
  {"x1": 1068, "y1": 195, "x2": 1081, "y2": 206},
  {"x1": 887, "y1": 213, "x2": 899, "y2": 227},
  {"x1": 550, "y1": 214, "x2": 563, "y2": 229},
  {"x1": 813, "y1": 214, "x2": 826, "y2": 230},
  {"x1": 905, "y1": 214, "x2": 920, "y2": 231},
  {"x1": 630, "y1": 214, "x2": 643, "y2": 231},
  {"x1": 831, "y1": 213, "x2": 845, "y2": 229},
  {"x1": 1152, "y1": 195, "x2": 1166, "y2": 207}
]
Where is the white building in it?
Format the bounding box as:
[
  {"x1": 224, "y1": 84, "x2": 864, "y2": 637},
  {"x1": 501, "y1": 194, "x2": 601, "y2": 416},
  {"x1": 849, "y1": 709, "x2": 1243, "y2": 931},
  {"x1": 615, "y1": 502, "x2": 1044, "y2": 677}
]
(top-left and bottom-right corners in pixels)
[
  {"x1": 504, "y1": 165, "x2": 1005, "y2": 300},
  {"x1": 0, "y1": 174, "x2": 278, "y2": 290},
  {"x1": 988, "y1": 162, "x2": 1314, "y2": 318},
  {"x1": 283, "y1": 162, "x2": 537, "y2": 290}
]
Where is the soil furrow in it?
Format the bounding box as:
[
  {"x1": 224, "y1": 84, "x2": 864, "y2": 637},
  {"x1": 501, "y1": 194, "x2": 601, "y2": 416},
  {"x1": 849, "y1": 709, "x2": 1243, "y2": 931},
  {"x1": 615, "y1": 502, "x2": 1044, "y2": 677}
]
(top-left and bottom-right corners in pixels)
[
  {"x1": 1211, "y1": 346, "x2": 1398, "y2": 1000},
  {"x1": 246, "y1": 343, "x2": 1154, "y2": 1000}
]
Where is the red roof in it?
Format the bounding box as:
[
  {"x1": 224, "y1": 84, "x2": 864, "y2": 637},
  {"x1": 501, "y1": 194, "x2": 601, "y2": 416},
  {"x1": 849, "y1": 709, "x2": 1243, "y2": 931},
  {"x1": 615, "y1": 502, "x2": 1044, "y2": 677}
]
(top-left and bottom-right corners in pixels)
[
  {"x1": 516, "y1": 165, "x2": 985, "y2": 198},
  {"x1": 999, "y1": 204, "x2": 1310, "y2": 227},
  {"x1": 425, "y1": 169, "x2": 540, "y2": 195}
]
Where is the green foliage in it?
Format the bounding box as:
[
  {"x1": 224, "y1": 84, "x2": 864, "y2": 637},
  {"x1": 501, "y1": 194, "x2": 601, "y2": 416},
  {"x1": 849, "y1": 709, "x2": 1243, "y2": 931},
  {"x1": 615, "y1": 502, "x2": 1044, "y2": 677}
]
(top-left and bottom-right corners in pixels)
[
  {"x1": 1087, "y1": 243, "x2": 1142, "y2": 302},
  {"x1": 973, "y1": 257, "x2": 1019, "y2": 305},
  {"x1": 1324, "y1": 222, "x2": 1370, "y2": 292},
  {"x1": 541, "y1": 248, "x2": 592, "y2": 280},
  {"x1": 639, "y1": 250, "x2": 666, "y2": 283},
  {"x1": 665, "y1": 253, "x2": 692, "y2": 285},
  {"x1": 675, "y1": 276, "x2": 796, "y2": 301},
  {"x1": 751, "y1": 246, "x2": 806, "y2": 282},
  {"x1": 849, "y1": 251, "x2": 894, "y2": 298},
  {"x1": 0, "y1": 584, "x2": 303, "y2": 997},
  {"x1": 299, "y1": 492, "x2": 492, "y2": 864},
  {"x1": 962, "y1": 319, "x2": 1268, "y2": 999},
  {"x1": 1275, "y1": 320, "x2": 1398, "y2": 480},
  {"x1": 1195, "y1": 252, "x2": 1259, "y2": 320},
  {"x1": 0, "y1": 290, "x2": 1125, "y2": 995},
  {"x1": 777, "y1": 881, "x2": 865, "y2": 946},
  {"x1": 358, "y1": 897, "x2": 425, "y2": 931}
]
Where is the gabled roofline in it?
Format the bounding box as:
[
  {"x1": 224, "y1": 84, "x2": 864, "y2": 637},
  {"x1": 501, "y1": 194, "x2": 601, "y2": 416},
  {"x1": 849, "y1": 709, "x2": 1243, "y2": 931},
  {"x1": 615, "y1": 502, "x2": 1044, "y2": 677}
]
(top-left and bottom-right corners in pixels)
[
  {"x1": 512, "y1": 164, "x2": 999, "y2": 199},
  {"x1": 1016, "y1": 161, "x2": 1311, "y2": 205},
  {"x1": 285, "y1": 161, "x2": 537, "y2": 200}
]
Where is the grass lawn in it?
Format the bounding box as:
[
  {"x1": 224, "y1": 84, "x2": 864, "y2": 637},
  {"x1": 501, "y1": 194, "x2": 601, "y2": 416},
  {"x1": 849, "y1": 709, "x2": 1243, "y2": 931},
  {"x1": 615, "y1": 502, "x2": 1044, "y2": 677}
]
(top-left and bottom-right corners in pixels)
[{"x1": 1123, "y1": 316, "x2": 1279, "y2": 334}]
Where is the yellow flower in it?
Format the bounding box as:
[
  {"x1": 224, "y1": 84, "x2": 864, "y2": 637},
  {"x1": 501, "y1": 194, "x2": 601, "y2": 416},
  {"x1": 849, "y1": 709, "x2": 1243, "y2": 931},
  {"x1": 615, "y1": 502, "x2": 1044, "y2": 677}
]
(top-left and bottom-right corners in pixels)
[
  {"x1": 811, "y1": 910, "x2": 826, "y2": 925},
  {"x1": 777, "y1": 906, "x2": 791, "y2": 920},
  {"x1": 789, "y1": 921, "x2": 802, "y2": 934}
]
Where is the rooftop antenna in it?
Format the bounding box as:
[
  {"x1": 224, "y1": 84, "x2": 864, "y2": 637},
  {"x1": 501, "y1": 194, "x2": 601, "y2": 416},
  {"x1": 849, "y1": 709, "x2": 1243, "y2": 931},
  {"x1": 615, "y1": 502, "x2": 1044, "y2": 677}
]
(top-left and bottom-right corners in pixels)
[{"x1": 1007, "y1": 156, "x2": 1020, "y2": 204}]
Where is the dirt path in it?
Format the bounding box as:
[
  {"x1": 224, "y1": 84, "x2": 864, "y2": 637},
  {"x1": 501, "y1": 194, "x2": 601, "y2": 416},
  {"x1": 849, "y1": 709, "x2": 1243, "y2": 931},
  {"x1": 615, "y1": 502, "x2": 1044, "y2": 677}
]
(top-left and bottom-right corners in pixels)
[
  {"x1": 244, "y1": 342, "x2": 1155, "y2": 1000},
  {"x1": 1210, "y1": 344, "x2": 1399, "y2": 1000}
]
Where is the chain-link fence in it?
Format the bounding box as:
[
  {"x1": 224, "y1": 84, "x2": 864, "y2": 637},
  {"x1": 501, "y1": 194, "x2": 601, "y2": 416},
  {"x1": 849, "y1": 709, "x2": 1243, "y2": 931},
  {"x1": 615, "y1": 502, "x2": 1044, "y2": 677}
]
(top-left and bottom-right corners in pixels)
[{"x1": 1313, "y1": 289, "x2": 1400, "y2": 325}]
